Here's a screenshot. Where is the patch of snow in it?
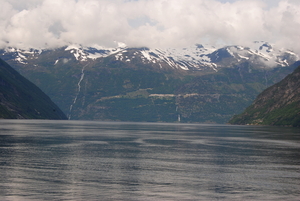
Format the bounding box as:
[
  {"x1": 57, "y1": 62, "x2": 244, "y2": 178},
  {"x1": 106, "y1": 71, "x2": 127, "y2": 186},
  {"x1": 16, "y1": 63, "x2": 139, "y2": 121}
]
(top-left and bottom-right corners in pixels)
[
  {"x1": 65, "y1": 45, "x2": 80, "y2": 51},
  {"x1": 15, "y1": 57, "x2": 27, "y2": 64},
  {"x1": 115, "y1": 53, "x2": 123, "y2": 61},
  {"x1": 141, "y1": 50, "x2": 152, "y2": 61},
  {"x1": 226, "y1": 48, "x2": 235, "y2": 57},
  {"x1": 86, "y1": 53, "x2": 103, "y2": 59},
  {"x1": 73, "y1": 50, "x2": 81, "y2": 60},
  {"x1": 18, "y1": 53, "x2": 27, "y2": 60},
  {"x1": 238, "y1": 54, "x2": 249, "y2": 60}
]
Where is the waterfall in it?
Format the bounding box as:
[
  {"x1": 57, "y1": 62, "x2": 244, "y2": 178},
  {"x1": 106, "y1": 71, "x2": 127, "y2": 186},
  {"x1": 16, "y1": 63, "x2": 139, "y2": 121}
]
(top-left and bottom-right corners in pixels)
[{"x1": 68, "y1": 64, "x2": 87, "y2": 120}]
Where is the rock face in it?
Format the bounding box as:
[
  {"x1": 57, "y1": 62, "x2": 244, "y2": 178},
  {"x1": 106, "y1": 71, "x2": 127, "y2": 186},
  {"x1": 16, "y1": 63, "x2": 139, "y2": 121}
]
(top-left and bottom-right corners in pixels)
[
  {"x1": 0, "y1": 58, "x2": 67, "y2": 119},
  {"x1": 229, "y1": 65, "x2": 300, "y2": 127}
]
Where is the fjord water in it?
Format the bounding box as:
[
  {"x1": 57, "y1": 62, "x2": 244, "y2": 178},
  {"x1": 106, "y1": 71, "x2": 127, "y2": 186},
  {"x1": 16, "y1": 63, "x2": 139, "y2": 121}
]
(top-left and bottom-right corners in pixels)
[{"x1": 0, "y1": 120, "x2": 299, "y2": 200}]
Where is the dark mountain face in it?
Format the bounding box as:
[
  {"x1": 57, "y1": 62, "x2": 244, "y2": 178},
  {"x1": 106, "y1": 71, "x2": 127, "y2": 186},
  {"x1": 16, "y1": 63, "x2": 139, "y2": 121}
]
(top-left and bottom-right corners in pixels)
[
  {"x1": 229, "y1": 64, "x2": 300, "y2": 127},
  {"x1": 0, "y1": 43, "x2": 299, "y2": 123},
  {"x1": 0, "y1": 58, "x2": 67, "y2": 119}
]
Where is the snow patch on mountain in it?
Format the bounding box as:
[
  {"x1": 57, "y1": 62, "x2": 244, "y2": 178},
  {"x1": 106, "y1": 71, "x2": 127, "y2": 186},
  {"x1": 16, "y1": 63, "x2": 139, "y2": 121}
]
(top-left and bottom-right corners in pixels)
[
  {"x1": 208, "y1": 42, "x2": 299, "y2": 69},
  {"x1": 2, "y1": 47, "x2": 42, "y2": 64},
  {"x1": 65, "y1": 43, "x2": 127, "y2": 61},
  {"x1": 62, "y1": 43, "x2": 221, "y2": 70}
]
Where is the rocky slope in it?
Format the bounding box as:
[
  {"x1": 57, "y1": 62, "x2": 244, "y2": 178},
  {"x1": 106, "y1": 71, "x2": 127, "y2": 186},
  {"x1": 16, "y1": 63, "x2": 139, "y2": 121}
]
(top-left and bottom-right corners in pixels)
[
  {"x1": 0, "y1": 58, "x2": 67, "y2": 119},
  {"x1": 229, "y1": 65, "x2": 300, "y2": 127}
]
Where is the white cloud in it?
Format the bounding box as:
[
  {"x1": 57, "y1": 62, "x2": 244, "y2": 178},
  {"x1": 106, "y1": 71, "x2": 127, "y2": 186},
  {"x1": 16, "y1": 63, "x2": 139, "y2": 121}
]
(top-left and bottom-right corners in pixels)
[{"x1": 0, "y1": 0, "x2": 299, "y2": 53}]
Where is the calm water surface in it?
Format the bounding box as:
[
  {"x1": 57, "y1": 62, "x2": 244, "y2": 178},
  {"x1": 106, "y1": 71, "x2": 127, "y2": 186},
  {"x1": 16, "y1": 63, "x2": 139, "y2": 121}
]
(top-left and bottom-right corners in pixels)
[{"x1": 0, "y1": 120, "x2": 299, "y2": 200}]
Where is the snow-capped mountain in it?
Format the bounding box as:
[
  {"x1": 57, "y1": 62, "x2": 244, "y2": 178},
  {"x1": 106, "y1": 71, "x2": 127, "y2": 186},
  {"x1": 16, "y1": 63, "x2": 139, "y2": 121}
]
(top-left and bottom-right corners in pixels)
[
  {"x1": 1, "y1": 41, "x2": 298, "y2": 72},
  {"x1": 1, "y1": 41, "x2": 299, "y2": 123}
]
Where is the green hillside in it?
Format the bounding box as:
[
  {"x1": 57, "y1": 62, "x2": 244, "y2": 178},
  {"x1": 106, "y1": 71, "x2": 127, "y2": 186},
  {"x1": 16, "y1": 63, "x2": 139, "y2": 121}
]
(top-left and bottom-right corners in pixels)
[{"x1": 229, "y1": 66, "x2": 300, "y2": 127}]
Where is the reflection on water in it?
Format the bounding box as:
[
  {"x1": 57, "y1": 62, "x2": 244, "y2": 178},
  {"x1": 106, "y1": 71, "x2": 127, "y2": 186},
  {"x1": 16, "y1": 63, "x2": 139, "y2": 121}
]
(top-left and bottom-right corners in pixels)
[{"x1": 0, "y1": 120, "x2": 300, "y2": 200}]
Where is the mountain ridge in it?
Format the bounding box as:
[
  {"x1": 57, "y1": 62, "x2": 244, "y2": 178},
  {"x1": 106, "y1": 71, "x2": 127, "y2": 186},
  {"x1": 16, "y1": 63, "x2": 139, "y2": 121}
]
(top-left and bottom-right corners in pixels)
[
  {"x1": 2, "y1": 41, "x2": 298, "y2": 72},
  {"x1": 1, "y1": 41, "x2": 299, "y2": 123}
]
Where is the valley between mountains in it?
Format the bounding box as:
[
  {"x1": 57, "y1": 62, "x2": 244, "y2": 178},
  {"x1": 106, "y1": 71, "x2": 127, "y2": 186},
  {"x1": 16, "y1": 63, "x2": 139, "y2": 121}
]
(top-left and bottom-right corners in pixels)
[{"x1": 1, "y1": 41, "x2": 299, "y2": 123}]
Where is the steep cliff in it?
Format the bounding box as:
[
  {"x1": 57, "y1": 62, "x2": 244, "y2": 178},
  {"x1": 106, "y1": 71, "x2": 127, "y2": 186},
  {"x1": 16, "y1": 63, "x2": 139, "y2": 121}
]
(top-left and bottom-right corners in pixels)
[{"x1": 0, "y1": 58, "x2": 67, "y2": 119}]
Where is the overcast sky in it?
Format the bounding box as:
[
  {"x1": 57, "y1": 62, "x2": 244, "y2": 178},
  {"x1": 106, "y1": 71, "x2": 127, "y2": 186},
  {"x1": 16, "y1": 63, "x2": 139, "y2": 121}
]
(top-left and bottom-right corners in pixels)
[{"x1": 0, "y1": 0, "x2": 299, "y2": 53}]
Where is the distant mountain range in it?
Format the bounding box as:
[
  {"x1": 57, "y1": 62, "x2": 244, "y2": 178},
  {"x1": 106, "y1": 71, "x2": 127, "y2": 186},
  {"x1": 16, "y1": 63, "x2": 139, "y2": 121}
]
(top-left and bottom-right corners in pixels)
[
  {"x1": 229, "y1": 65, "x2": 300, "y2": 127},
  {"x1": 2, "y1": 41, "x2": 298, "y2": 71},
  {"x1": 1, "y1": 41, "x2": 299, "y2": 123},
  {"x1": 0, "y1": 58, "x2": 67, "y2": 119}
]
